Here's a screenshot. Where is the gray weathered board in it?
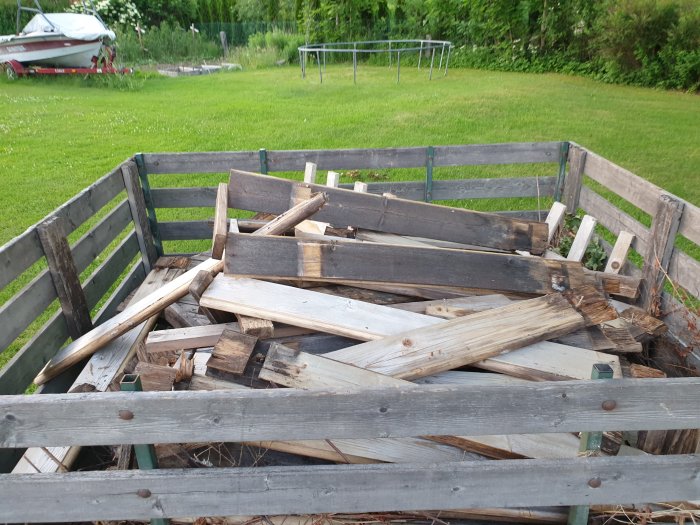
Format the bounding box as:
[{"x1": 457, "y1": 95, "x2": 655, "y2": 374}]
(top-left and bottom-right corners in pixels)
[
  {"x1": 225, "y1": 232, "x2": 591, "y2": 295},
  {"x1": 1, "y1": 455, "x2": 698, "y2": 522},
  {"x1": 2, "y1": 378, "x2": 699, "y2": 447},
  {"x1": 228, "y1": 170, "x2": 549, "y2": 253}
]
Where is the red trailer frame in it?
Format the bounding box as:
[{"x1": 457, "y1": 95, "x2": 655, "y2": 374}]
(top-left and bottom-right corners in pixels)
[{"x1": 3, "y1": 59, "x2": 132, "y2": 79}]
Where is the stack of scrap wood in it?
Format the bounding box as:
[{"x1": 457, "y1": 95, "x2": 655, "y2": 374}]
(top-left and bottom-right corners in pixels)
[{"x1": 25, "y1": 167, "x2": 691, "y2": 522}]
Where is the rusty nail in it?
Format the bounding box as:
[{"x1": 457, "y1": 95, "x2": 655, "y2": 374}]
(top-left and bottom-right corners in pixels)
[
  {"x1": 118, "y1": 410, "x2": 134, "y2": 420},
  {"x1": 588, "y1": 477, "x2": 602, "y2": 489},
  {"x1": 137, "y1": 488, "x2": 152, "y2": 498},
  {"x1": 601, "y1": 400, "x2": 617, "y2": 411}
]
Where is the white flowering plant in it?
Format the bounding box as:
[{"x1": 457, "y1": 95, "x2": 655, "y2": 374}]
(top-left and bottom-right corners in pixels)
[{"x1": 68, "y1": 0, "x2": 142, "y2": 30}]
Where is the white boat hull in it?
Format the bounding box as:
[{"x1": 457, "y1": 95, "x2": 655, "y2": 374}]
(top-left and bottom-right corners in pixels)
[{"x1": 0, "y1": 35, "x2": 103, "y2": 68}]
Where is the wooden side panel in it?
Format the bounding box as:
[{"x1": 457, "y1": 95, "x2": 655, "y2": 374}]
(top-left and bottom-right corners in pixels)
[{"x1": 433, "y1": 142, "x2": 562, "y2": 166}]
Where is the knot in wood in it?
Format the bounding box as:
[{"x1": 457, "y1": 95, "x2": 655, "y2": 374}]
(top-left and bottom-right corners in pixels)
[
  {"x1": 402, "y1": 338, "x2": 413, "y2": 348},
  {"x1": 588, "y1": 477, "x2": 602, "y2": 489},
  {"x1": 601, "y1": 400, "x2": 617, "y2": 411},
  {"x1": 118, "y1": 410, "x2": 134, "y2": 421},
  {"x1": 137, "y1": 488, "x2": 152, "y2": 498}
]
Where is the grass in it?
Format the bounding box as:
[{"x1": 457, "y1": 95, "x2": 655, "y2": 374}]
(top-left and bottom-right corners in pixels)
[{"x1": 0, "y1": 65, "x2": 699, "y2": 372}]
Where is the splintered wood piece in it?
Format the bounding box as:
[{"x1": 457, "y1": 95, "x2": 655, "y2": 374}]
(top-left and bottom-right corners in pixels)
[
  {"x1": 545, "y1": 201, "x2": 567, "y2": 243},
  {"x1": 229, "y1": 169, "x2": 549, "y2": 253},
  {"x1": 260, "y1": 344, "x2": 582, "y2": 460},
  {"x1": 626, "y1": 363, "x2": 667, "y2": 379},
  {"x1": 303, "y1": 162, "x2": 317, "y2": 184},
  {"x1": 134, "y1": 362, "x2": 178, "y2": 391},
  {"x1": 13, "y1": 260, "x2": 186, "y2": 475},
  {"x1": 604, "y1": 231, "x2": 635, "y2": 273},
  {"x1": 234, "y1": 315, "x2": 274, "y2": 338},
  {"x1": 224, "y1": 232, "x2": 602, "y2": 297},
  {"x1": 34, "y1": 257, "x2": 224, "y2": 385},
  {"x1": 294, "y1": 220, "x2": 329, "y2": 239},
  {"x1": 567, "y1": 215, "x2": 597, "y2": 262},
  {"x1": 598, "y1": 320, "x2": 644, "y2": 353},
  {"x1": 251, "y1": 192, "x2": 328, "y2": 237},
  {"x1": 326, "y1": 171, "x2": 340, "y2": 188},
  {"x1": 212, "y1": 182, "x2": 228, "y2": 259},
  {"x1": 207, "y1": 329, "x2": 258, "y2": 375},
  {"x1": 323, "y1": 294, "x2": 587, "y2": 380},
  {"x1": 586, "y1": 269, "x2": 640, "y2": 299},
  {"x1": 202, "y1": 275, "x2": 620, "y2": 381},
  {"x1": 189, "y1": 269, "x2": 231, "y2": 324},
  {"x1": 617, "y1": 304, "x2": 667, "y2": 341}
]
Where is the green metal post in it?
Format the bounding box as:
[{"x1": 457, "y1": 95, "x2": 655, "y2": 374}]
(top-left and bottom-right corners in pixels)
[
  {"x1": 134, "y1": 154, "x2": 163, "y2": 257},
  {"x1": 120, "y1": 374, "x2": 169, "y2": 525},
  {"x1": 567, "y1": 363, "x2": 614, "y2": 525},
  {"x1": 425, "y1": 146, "x2": 435, "y2": 202},
  {"x1": 259, "y1": 148, "x2": 269, "y2": 174},
  {"x1": 553, "y1": 141, "x2": 570, "y2": 203}
]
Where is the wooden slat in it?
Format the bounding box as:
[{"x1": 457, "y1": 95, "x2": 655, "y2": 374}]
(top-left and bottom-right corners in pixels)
[
  {"x1": 566, "y1": 215, "x2": 597, "y2": 262},
  {"x1": 267, "y1": 147, "x2": 427, "y2": 171},
  {"x1": 82, "y1": 232, "x2": 140, "y2": 309},
  {"x1": 225, "y1": 233, "x2": 591, "y2": 295},
  {"x1": 228, "y1": 170, "x2": 549, "y2": 254},
  {"x1": 604, "y1": 232, "x2": 635, "y2": 274},
  {"x1": 0, "y1": 163, "x2": 126, "y2": 292},
  {"x1": 212, "y1": 183, "x2": 229, "y2": 259},
  {"x1": 563, "y1": 145, "x2": 586, "y2": 212},
  {"x1": 582, "y1": 149, "x2": 661, "y2": 215},
  {"x1": 1, "y1": 455, "x2": 698, "y2": 523},
  {"x1": 151, "y1": 187, "x2": 218, "y2": 208},
  {"x1": 433, "y1": 142, "x2": 562, "y2": 166},
  {"x1": 159, "y1": 220, "x2": 211, "y2": 240},
  {"x1": 93, "y1": 261, "x2": 146, "y2": 326},
  {"x1": 668, "y1": 249, "x2": 700, "y2": 298},
  {"x1": 579, "y1": 186, "x2": 650, "y2": 254},
  {"x1": 122, "y1": 162, "x2": 158, "y2": 272},
  {"x1": 37, "y1": 217, "x2": 93, "y2": 340},
  {"x1": 142, "y1": 151, "x2": 260, "y2": 174},
  {"x1": 678, "y1": 202, "x2": 700, "y2": 246},
  {"x1": 33, "y1": 258, "x2": 224, "y2": 385},
  {"x1": 2, "y1": 378, "x2": 700, "y2": 447}
]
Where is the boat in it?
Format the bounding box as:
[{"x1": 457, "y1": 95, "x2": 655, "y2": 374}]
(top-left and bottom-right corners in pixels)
[{"x1": 0, "y1": 1, "x2": 116, "y2": 69}]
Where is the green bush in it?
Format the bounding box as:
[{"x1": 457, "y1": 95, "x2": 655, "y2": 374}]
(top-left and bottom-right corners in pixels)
[
  {"x1": 247, "y1": 29, "x2": 305, "y2": 63},
  {"x1": 116, "y1": 22, "x2": 220, "y2": 64}
]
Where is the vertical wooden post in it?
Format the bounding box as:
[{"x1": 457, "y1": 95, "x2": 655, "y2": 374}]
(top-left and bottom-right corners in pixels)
[
  {"x1": 219, "y1": 31, "x2": 228, "y2": 56},
  {"x1": 562, "y1": 145, "x2": 586, "y2": 214},
  {"x1": 567, "y1": 363, "x2": 614, "y2": 525},
  {"x1": 304, "y1": 162, "x2": 317, "y2": 184},
  {"x1": 553, "y1": 142, "x2": 570, "y2": 203},
  {"x1": 37, "y1": 217, "x2": 93, "y2": 341},
  {"x1": 353, "y1": 181, "x2": 368, "y2": 193},
  {"x1": 134, "y1": 154, "x2": 163, "y2": 257},
  {"x1": 120, "y1": 374, "x2": 169, "y2": 525},
  {"x1": 326, "y1": 171, "x2": 340, "y2": 188},
  {"x1": 122, "y1": 161, "x2": 158, "y2": 273},
  {"x1": 638, "y1": 194, "x2": 684, "y2": 315}
]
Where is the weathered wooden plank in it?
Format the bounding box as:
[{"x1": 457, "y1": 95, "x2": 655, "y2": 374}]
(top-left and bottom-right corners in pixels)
[
  {"x1": 225, "y1": 233, "x2": 592, "y2": 295},
  {"x1": 304, "y1": 162, "x2": 317, "y2": 184},
  {"x1": 142, "y1": 151, "x2": 260, "y2": 174},
  {"x1": 122, "y1": 161, "x2": 158, "y2": 271},
  {"x1": 212, "y1": 182, "x2": 228, "y2": 259},
  {"x1": 0, "y1": 163, "x2": 126, "y2": 292},
  {"x1": 2, "y1": 378, "x2": 700, "y2": 447},
  {"x1": 678, "y1": 202, "x2": 700, "y2": 246},
  {"x1": 267, "y1": 147, "x2": 427, "y2": 170},
  {"x1": 93, "y1": 261, "x2": 146, "y2": 326},
  {"x1": 433, "y1": 142, "x2": 562, "y2": 166},
  {"x1": 545, "y1": 202, "x2": 567, "y2": 243},
  {"x1": 146, "y1": 323, "x2": 241, "y2": 353},
  {"x1": 2, "y1": 455, "x2": 698, "y2": 523},
  {"x1": 563, "y1": 146, "x2": 586, "y2": 212},
  {"x1": 578, "y1": 187, "x2": 650, "y2": 254},
  {"x1": 201, "y1": 276, "x2": 619, "y2": 381},
  {"x1": 582, "y1": 148, "x2": 660, "y2": 215},
  {"x1": 639, "y1": 194, "x2": 684, "y2": 315},
  {"x1": 151, "y1": 187, "x2": 218, "y2": 208},
  {"x1": 228, "y1": 170, "x2": 549, "y2": 253},
  {"x1": 322, "y1": 295, "x2": 588, "y2": 380},
  {"x1": 207, "y1": 329, "x2": 257, "y2": 375},
  {"x1": 33, "y1": 258, "x2": 224, "y2": 385},
  {"x1": 668, "y1": 249, "x2": 700, "y2": 298},
  {"x1": 159, "y1": 220, "x2": 211, "y2": 240}
]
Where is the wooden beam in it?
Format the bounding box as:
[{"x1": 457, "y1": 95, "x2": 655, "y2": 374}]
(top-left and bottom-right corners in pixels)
[
  {"x1": 567, "y1": 215, "x2": 597, "y2": 262},
  {"x1": 545, "y1": 202, "x2": 567, "y2": 243},
  {"x1": 251, "y1": 192, "x2": 328, "y2": 236},
  {"x1": 224, "y1": 233, "x2": 597, "y2": 296},
  {"x1": 36, "y1": 216, "x2": 93, "y2": 340},
  {"x1": 326, "y1": 171, "x2": 340, "y2": 188},
  {"x1": 1, "y1": 455, "x2": 697, "y2": 523},
  {"x1": 639, "y1": 194, "x2": 684, "y2": 315},
  {"x1": 211, "y1": 182, "x2": 228, "y2": 259},
  {"x1": 303, "y1": 162, "x2": 317, "y2": 184},
  {"x1": 122, "y1": 161, "x2": 158, "y2": 272},
  {"x1": 3, "y1": 378, "x2": 700, "y2": 447},
  {"x1": 562, "y1": 146, "x2": 586, "y2": 213},
  {"x1": 34, "y1": 257, "x2": 224, "y2": 385},
  {"x1": 228, "y1": 169, "x2": 549, "y2": 254}
]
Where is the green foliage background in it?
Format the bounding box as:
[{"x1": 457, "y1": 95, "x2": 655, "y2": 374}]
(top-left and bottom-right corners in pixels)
[{"x1": 1, "y1": 0, "x2": 699, "y2": 90}]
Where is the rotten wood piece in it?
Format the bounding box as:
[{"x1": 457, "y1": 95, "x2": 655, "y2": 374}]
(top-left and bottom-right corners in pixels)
[
  {"x1": 228, "y1": 169, "x2": 549, "y2": 253},
  {"x1": 207, "y1": 329, "x2": 258, "y2": 376}
]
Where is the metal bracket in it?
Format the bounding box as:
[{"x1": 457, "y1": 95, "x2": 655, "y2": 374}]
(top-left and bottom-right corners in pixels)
[{"x1": 425, "y1": 146, "x2": 435, "y2": 202}]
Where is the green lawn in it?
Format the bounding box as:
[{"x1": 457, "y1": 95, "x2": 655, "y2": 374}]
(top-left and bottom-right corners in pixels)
[{"x1": 1, "y1": 65, "x2": 699, "y2": 247}]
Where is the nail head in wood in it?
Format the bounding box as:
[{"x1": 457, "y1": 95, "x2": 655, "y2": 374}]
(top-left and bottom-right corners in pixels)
[
  {"x1": 601, "y1": 400, "x2": 617, "y2": 411},
  {"x1": 118, "y1": 410, "x2": 134, "y2": 421},
  {"x1": 136, "y1": 488, "x2": 151, "y2": 498},
  {"x1": 587, "y1": 477, "x2": 602, "y2": 489}
]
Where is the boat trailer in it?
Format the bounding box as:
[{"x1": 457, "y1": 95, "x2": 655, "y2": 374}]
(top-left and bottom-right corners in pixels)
[{"x1": 2, "y1": 50, "x2": 132, "y2": 79}]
